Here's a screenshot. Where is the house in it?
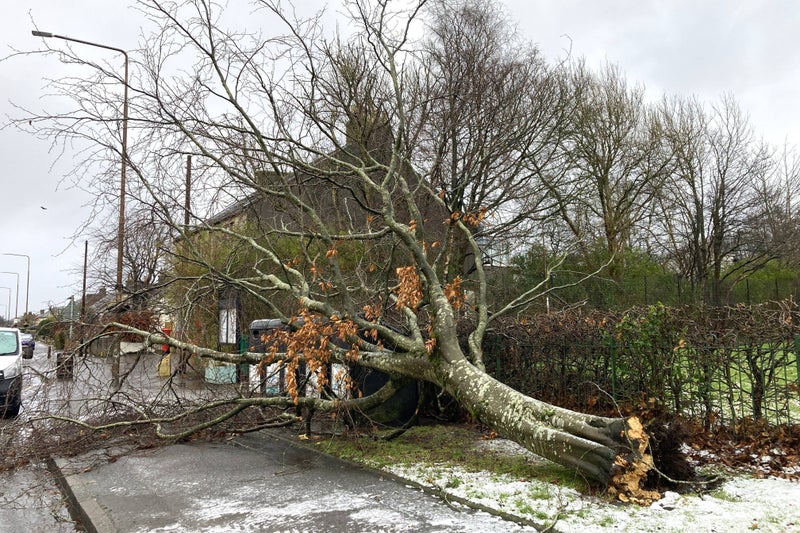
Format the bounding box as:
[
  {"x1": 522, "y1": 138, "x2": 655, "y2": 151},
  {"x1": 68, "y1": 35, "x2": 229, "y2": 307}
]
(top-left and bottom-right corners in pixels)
[{"x1": 198, "y1": 117, "x2": 448, "y2": 246}]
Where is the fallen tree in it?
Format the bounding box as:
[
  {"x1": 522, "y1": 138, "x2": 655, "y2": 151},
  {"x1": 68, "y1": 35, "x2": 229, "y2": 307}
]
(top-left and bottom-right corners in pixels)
[
  {"x1": 114, "y1": 305, "x2": 662, "y2": 502},
  {"x1": 22, "y1": 0, "x2": 684, "y2": 502}
]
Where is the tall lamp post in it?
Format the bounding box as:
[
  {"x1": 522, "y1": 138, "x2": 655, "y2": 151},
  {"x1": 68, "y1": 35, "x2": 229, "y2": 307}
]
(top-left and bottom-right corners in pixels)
[
  {"x1": 32, "y1": 30, "x2": 128, "y2": 296},
  {"x1": 2, "y1": 254, "x2": 29, "y2": 322},
  {"x1": 0, "y1": 272, "x2": 19, "y2": 320}
]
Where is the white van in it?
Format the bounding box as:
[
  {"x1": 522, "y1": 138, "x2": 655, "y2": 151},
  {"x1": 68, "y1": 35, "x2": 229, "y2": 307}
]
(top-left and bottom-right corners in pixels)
[{"x1": 0, "y1": 327, "x2": 22, "y2": 417}]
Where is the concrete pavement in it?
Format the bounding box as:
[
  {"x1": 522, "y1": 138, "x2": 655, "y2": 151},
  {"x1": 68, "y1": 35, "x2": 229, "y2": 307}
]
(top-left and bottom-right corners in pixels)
[{"x1": 52, "y1": 430, "x2": 537, "y2": 532}]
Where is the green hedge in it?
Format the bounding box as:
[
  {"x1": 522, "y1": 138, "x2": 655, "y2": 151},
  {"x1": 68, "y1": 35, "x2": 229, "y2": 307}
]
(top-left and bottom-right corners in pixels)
[{"x1": 478, "y1": 303, "x2": 800, "y2": 430}]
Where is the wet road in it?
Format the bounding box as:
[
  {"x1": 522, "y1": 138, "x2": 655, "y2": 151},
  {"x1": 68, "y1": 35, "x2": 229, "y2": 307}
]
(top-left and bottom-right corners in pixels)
[
  {"x1": 0, "y1": 342, "x2": 77, "y2": 532},
  {"x1": 0, "y1": 341, "x2": 217, "y2": 532}
]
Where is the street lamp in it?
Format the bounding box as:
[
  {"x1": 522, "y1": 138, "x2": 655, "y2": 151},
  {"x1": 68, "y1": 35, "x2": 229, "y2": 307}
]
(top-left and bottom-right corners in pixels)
[
  {"x1": 1, "y1": 254, "x2": 28, "y2": 321},
  {"x1": 0, "y1": 272, "x2": 19, "y2": 320},
  {"x1": 32, "y1": 30, "x2": 128, "y2": 296}
]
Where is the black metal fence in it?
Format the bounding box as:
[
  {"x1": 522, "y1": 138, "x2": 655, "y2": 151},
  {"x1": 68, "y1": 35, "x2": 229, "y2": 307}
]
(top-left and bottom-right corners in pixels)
[{"x1": 535, "y1": 273, "x2": 800, "y2": 310}]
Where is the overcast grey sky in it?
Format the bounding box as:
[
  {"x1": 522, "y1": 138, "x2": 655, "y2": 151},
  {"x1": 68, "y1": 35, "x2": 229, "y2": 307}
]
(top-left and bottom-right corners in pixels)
[{"x1": 1, "y1": 0, "x2": 798, "y2": 317}]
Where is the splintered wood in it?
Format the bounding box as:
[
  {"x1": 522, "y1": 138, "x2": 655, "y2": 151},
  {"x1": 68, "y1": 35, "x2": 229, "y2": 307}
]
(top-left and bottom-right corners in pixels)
[{"x1": 609, "y1": 416, "x2": 662, "y2": 505}]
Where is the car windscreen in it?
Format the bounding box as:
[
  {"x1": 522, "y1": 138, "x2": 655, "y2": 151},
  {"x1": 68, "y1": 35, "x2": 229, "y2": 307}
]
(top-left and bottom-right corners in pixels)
[{"x1": 0, "y1": 332, "x2": 18, "y2": 355}]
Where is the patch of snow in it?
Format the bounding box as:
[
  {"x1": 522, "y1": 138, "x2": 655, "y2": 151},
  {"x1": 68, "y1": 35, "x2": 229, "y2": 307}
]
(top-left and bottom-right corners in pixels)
[
  {"x1": 372, "y1": 438, "x2": 800, "y2": 532},
  {"x1": 474, "y1": 437, "x2": 535, "y2": 455}
]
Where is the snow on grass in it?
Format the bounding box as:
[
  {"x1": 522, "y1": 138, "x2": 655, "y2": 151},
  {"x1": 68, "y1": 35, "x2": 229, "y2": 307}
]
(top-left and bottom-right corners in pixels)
[{"x1": 368, "y1": 437, "x2": 800, "y2": 532}]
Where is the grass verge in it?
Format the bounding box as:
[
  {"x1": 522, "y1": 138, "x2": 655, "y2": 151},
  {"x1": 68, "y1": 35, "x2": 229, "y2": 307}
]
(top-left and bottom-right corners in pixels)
[{"x1": 311, "y1": 423, "x2": 592, "y2": 494}]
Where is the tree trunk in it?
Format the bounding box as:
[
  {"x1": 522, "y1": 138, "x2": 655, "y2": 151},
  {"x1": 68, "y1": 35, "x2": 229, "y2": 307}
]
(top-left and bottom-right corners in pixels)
[{"x1": 438, "y1": 358, "x2": 659, "y2": 502}]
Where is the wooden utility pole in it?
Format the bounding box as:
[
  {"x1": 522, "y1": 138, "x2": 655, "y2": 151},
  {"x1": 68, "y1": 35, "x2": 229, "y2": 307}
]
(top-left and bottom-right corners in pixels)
[
  {"x1": 185, "y1": 155, "x2": 192, "y2": 228},
  {"x1": 81, "y1": 240, "x2": 88, "y2": 320}
]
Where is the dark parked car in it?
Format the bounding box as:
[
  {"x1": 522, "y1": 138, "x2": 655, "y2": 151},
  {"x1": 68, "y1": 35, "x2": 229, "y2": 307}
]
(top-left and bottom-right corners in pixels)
[{"x1": 20, "y1": 332, "x2": 34, "y2": 359}]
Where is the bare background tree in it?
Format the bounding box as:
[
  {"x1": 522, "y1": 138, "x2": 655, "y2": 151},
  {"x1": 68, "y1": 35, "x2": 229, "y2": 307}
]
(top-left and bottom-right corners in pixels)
[{"x1": 657, "y1": 94, "x2": 776, "y2": 304}]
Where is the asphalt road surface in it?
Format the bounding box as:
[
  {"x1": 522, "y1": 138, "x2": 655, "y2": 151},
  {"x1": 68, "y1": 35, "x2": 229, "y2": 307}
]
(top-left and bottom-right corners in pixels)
[{"x1": 0, "y1": 341, "x2": 77, "y2": 532}]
